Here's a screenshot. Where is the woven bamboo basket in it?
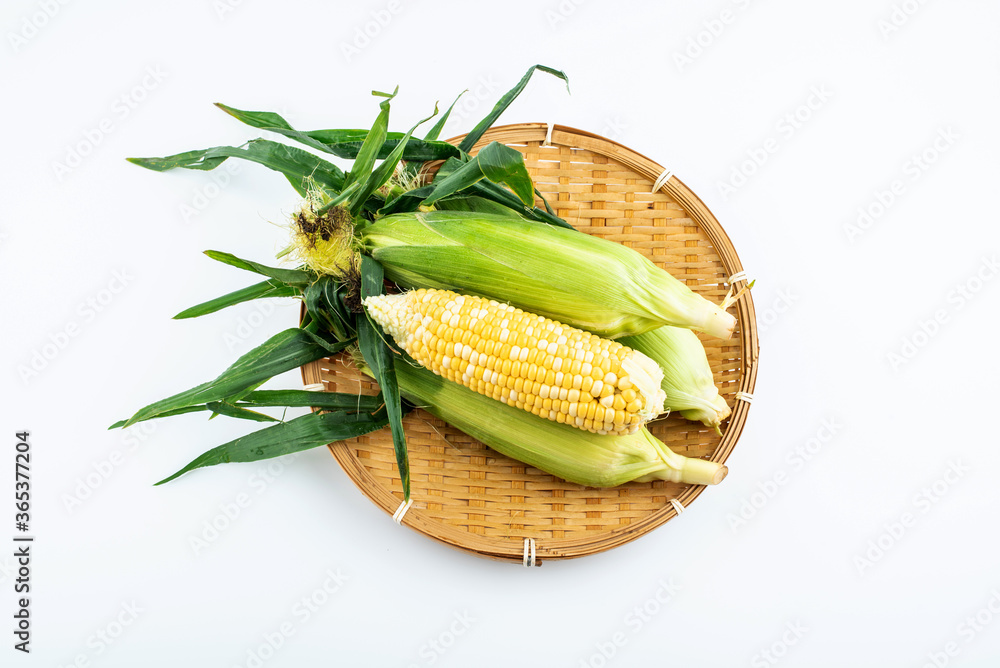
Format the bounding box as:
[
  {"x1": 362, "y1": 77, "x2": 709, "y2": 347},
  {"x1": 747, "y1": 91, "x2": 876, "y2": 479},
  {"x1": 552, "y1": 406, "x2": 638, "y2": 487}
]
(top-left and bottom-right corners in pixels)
[{"x1": 301, "y1": 123, "x2": 758, "y2": 565}]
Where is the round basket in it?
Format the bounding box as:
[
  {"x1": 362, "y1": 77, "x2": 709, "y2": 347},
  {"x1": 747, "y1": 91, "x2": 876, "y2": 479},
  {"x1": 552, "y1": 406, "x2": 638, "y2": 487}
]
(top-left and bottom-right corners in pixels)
[{"x1": 301, "y1": 123, "x2": 758, "y2": 565}]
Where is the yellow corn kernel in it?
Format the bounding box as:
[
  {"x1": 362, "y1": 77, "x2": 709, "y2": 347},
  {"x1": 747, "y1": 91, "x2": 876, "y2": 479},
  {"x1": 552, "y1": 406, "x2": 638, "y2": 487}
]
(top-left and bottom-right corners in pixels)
[{"x1": 364, "y1": 288, "x2": 666, "y2": 436}]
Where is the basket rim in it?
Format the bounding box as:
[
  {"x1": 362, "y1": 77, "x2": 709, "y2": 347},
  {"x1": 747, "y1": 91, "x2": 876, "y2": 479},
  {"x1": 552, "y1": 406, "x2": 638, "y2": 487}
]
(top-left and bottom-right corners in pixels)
[{"x1": 302, "y1": 122, "x2": 758, "y2": 564}]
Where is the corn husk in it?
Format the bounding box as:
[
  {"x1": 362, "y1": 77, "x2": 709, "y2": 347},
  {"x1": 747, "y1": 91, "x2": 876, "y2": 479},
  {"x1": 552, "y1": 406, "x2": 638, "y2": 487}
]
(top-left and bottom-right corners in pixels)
[
  {"x1": 361, "y1": 211, "x2": 736, "y2": 339},
  {"x1": 389, "y1": 357, "x2": 727, "y2": 487},
  {"x1": 620, "y1": 327, "x2": 732, "y2": 433}
]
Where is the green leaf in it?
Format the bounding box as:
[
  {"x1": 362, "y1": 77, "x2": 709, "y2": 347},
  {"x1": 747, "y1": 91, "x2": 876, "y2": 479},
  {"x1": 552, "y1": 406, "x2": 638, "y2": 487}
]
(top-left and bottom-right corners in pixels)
[
  {"x1": 458, "y1": 65, "x2": 569, "y2": 154},
  {"x1": 174, "y1": 279, "x2": 299, "y2": 319},
  {"x1": 109, "y1": 390, "x2": 383, "y2": 429},
  {"x1": 205, "y1": 401, "x2": 279, "y2": 423},
  {"x1": 127, "y1": 139, "x2": 345, "y2": 195},
  {"x1": 154, "y1": 411, "x2": 390, "y2": 485},
  {"x1": 422, "y1": 142, "x2": 534, "y2": 207},
  {"x1": 239, "y1": 390, "x2": 382, "y2": 412},
  {"x1": 424, "y1": 90, "x2": 466, "y2": 142},
  {"x1": 322, "y1": 278, "x2": 357, "y2": 337},
  {"x1": 357, "y1": 256, "x2": 410, "y2": 500},
  {"x1": 378, "y1": 185, "x2": 434, "y2": 216},
  {"x1": 122, "y1": 328, "x2": 345, "y2": 427},
  {"x1": 109, "y1": 405, "x2": 208, "y2": 429},
  {"x1": 203, "y1": 251, "x2": 314, "y2": 286},
  {"x1": 349, "y1": 103, "x2": 439, "y2": 216},
  {"x1": 343, "y1": 87, "x2": 397, "y2": 191},
  {"x1": 433, "y1": 194, "x2": 527, "y2": 217},
  {"x1": 303, "y1": 276, "x2": 349, "y2": 340},
  {"x1": 213, "y1": 103, "x2": 345, "y2": 157},
  {"x1": 431, "y1": 157, "x2": 571, "y2": 229},
  {"x1": 214, "y1": 103, "x2": 459, "y2": 163},
  {"x1": 466, "y1": 179, "x2": 573, "y2": 229},
  {"x1": 535, "y1": 186, "x2": 555, "y2": 215}
]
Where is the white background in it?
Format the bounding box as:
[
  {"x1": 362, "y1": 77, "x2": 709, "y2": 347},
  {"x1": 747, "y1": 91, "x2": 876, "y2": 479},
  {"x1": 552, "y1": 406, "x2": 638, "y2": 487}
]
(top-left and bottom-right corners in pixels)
[{"x1": 2, "y1": 0, "x2": 999, "y2": 666}]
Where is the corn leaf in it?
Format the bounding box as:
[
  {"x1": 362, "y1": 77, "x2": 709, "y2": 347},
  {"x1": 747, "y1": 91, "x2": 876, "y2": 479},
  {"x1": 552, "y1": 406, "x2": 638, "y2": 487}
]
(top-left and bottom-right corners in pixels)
[
  {"x1": 469, "y1": 178, "x2": 573, "y2": 229},
  {"x1": 357, "y1": 255, "x2": 410, "y2": 500},
  {"x1": 205, "y1": 401, "x2": 279, "y2": 423},
  {"x1": 215, "y1": 103, "x2": 460, "y2": 162},
  {"x1": 433, "y1": 194, "x2": 526, "y2": 217},
  {"x1": 343, "y1": 88, "x2": 397, "y2": 191},
  {"x1": 109, "y1": 405, "x2": 210, "y2": 429},
  {"x1": 458, "y1": 65, "x2": 569, "y2": 154},
  {"x1": 322, "y1": 278, "x2": 357, "y2": 338},
  {"x1": 424, "y1": 90, "x2": 466, "y2": 142},
  {"x1": 303, "y1": 276, "x2": 349, "y2": 340},
  {"x1": 378, "y1": 185, "x2": 434, "y2": 216},
  {"x1": 174, "y1": 279, "x2": 299, "y2": 319},
  {"x1": 431, "y1": 158, "x2": 572, "y2": 229},
  {"x1": 203, "y1": 250, "x2": 313, "y2": 286},
  {"x1": 422, "y1": 141, "x2": 534, "y2": 207},
  {"x1": 349, "y1": 103, "x2": 438, "y2": 216},
  {"x1": 238, "y1": 390, "x2": 382, "y2": 412},
  {"x1": 109, "y1": 390, "x2": 383, "y2": 429},
  {"x1": 154, "y1": 410, "x2": 390, "y2": 485},
  {"x1": 122, "y1": 328, "x2": 345, "y2": 427},
  {"x1": 214, "y1": 103, "x2": 350, "y2": 157},
  {"x1": 127, "y1": 139, "x2": 345, "y2": 195}
]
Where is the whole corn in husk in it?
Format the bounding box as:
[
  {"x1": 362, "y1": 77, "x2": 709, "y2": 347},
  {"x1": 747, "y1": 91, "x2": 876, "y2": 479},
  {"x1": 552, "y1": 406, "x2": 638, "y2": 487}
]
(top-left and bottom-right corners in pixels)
[
  {"x1": 359, "y1": 211, "x2": 736, "y2": 339},
  {"x1": 620, "y1": 327, "x2": 732, "y2": 433},
  {"x1": 363, "y1": 288, "x2": 667, "y2": 436},
  {"x1": 386, "y1": 356, "x2": 727, "y2": 487}
]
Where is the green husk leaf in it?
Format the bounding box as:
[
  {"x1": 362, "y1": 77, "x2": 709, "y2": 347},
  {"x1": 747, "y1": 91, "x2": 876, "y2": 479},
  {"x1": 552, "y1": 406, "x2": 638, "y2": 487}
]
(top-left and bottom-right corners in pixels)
[
  {"x1": 121, "y1": 328, "x2": 345, "y2": 427},
  {"x1": 174, "y1": 279, "x2": 299, "y2": 319},
  {"x1": 472, "y1": 179, "x2": 572, "y2": 228},
  {"x1": 430, "y1": 157, "x2": 572, "y2": 228},
  {"x1": 109, "y1": 405, "x2": 209, "y2": 429},
  {"x1": 458, "y1": 65, "x2": 569, "y2": 154},
  {"x1": 303, "y1": 277, "x2": 347, "y2": 340},
  {"x1": 422, "y1": 141, "x2": 534, "y2": 207},
  {"x1": 349, "y1": 103, "x2": 439, "y2": 215},
  {"x1": 310, "y1": 131, "x2": 461, "y2": 162},
  {"x1": 378, "y1": 185, "x2": 434, "y2": 216},
  {"x1": 343, "y1": 87, "x2": 397, "y2": 192},
  {"x1": 322, "y1": 278, "x2": 357, "y2": 337},
  {"x1": 109, "y1": 390, "x2": 383, "y2": 429},
  {"x1": 238, "y1": 390, "x2": 382, "y2": 412},
  {"x1": 214, "y1": 103, "x2": 460, "y2": 162},
  {"x1": 357, "y1": 255, "x2": 409, "y2": 500},
  {"x1": 203, "y1": 250, "x2": 313, "y2": 286},
  {"x1": 127, "y1": 139, "x2": 345, "y2": 195},
  {"x1": 154, "y1": 410, "x2": 390, "y2": 485},
  {"x1": 424, "y1": 90, "x2": 466, "y2": 142},
  {"x1": 535, "y1": 186, "x2": 555, "y2": 215},
  {"x1": 205, "y1": 401, "x2": 279, "y2": 423}
]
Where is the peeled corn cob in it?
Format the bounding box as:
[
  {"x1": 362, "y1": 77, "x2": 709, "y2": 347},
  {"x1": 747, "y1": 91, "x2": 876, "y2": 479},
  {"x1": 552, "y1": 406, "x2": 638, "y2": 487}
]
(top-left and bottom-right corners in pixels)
[
  {"x1": 620, "y1": 326, "x2": 732, "y2": 433},
  {"x1": 384, "y1": 355, "x2": 727, "y2": 487},
  {"x1": 359, "y1": 211, "x2": 737, "y2": 339},
  {"x1": 363, "y1": 288, "x2": 667, "y2": 436}
]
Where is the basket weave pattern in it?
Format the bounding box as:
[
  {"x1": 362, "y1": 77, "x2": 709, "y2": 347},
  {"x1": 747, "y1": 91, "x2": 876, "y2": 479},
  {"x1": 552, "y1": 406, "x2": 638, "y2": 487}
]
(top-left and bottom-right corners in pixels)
[{"x1": 302, "y1": 124, "x2": 758, "y2": 564}]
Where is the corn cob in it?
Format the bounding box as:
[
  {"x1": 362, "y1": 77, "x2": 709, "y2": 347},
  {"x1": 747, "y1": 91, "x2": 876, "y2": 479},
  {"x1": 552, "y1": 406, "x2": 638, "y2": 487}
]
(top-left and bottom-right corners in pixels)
[
  {"x1": 359, "y1": 211, "x2": 737, "y2": 339},
  {"x1": 383, "y1": 355, "x2": 727, "y2": 487},
  {"x1": 363, "y1": 288, "x2": 667, "y2": 436},
  {"x1": 620, "y1": 327, "x2": 732, "y2": 433}
]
